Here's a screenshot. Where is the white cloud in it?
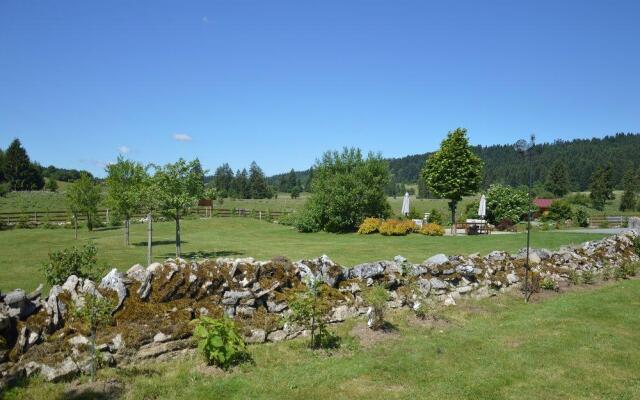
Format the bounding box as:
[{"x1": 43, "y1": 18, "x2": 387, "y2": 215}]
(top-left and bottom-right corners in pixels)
[
  {"x1": 118, "y1": 146, "x2": 130, "y2": 154},
  {"x1": 173, "y1": 133, "x2": 192, "y2": 142}
]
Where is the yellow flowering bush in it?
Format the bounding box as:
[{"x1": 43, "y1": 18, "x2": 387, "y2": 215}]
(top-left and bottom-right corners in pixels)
[
  {"x1": 357, "y1": 218, "x2": 383, "y2": 234},
  {"x1": 419, "y1": 223, "x2": 445, "y2": 236}
]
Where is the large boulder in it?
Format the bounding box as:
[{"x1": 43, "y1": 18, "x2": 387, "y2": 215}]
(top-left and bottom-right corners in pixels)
[{"x1": 3, "y1": 289, "x2": 37, "y2": 320}]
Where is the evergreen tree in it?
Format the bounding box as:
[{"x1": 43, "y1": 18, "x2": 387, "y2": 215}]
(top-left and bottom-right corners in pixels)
[
  {"x1": 422, "y1": 128, "x2": 483, "y2": 231},
  {"x1": 603, "y1": 163, "x2": 615, "y2": 200},
  {"x1": 545, "y1": 160, "x2": 570, "y2": 197},
  {"x1": 619, "y1": 168, "x2": 637, "y2": 211},
  {"x1": 305, "y1": 168, "x2": 314, "y2": 192},
  {"x1": 248, "y1": 162, "x2": 271, "y2": 199},
  {"x1": 0, "y1": 148, "x2": 5, "y2": 183},
  {"x1": 5, "y1": 138, "x2": 44, "y2": 190},
  {"x1": 233, "y1": 169, "x2": 249, "y2": 198},
  {"x1": 213, "y1": 163, "x2": 235, "y2": 197},
  {"x1": 285, "y1": 169, "x2": 298, "y2": 193},
  {"x1": 417, "y1": 177, "x2": 430, "y2": 199},
  {"x1": 589, "y1": 166, "x2": 608, "y2": 211}
]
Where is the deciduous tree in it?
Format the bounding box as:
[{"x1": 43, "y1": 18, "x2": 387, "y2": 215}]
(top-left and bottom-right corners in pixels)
[{"x1": 66, "y1": 173, "x2": 101, "y2": 235}]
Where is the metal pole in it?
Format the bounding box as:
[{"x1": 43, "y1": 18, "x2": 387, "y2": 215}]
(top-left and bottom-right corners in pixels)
[
  {"x1": 524, "y1": 134, "x2": 535, "y2": 302},
  {"x1": 147, "y1": 213, "x2": 152, "y2": 265}
]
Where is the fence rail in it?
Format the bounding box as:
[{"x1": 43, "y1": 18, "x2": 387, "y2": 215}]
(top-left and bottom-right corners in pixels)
[
  {"x1": 0, "y1": 207, "x2": 293, "y2": 225},
  {"x1": 587, "y1": 215, "x2": 627, "y2": 228}
]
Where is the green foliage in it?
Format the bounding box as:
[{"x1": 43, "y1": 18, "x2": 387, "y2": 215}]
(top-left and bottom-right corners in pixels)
[
  {"x1": 192, "y1": 316, "x2": 248, "y2": 369},
  {"x1": 589, "y1": 165, "x2": 611, "y2": 211},
  {"x1": 41, "y1": 243, "x2": 99, "y2": 285},
  {"x1": 540, "y1": 277, "x2": 558, "y2": 291},
  {"x1": 614, "y1": 266, "x2": 627, "y2": 280},
  {"x1": 154, "y1": 158, "x2": 206, "y2": 220},
  {"x1": 0, "y1": 182, "x2": 9, "y2": 197},
  {"x1": 568, "y1": 270, "x2": 581, "y2": 285},
  {"x1": 248, "y1": 161, "x2": 273, "y2": 199},
  {"x1": 296, "y1": 148, "x2": 391, "y2": 232},
  {"x1": 421, "y1": 128, "x2": 483, "y2": 226},
  {"x1": 45, "y1": 178, "x2": 58, "y2": 192},
  {"x1": 581, "y1": 270, "x2": 595, "y2": 285},
  {"x1": 72, "y1": 293, "x2": 115, "y2": 379},
  {"x1": 105, "y1": 157, "x2": 149, "y2": 221},
  {"x1": 545, "y1": 160, "x2": 571, "y2": 197},
  {"x1": 602, "y1": 265, "x2": 612, "y2": 281},
  {"x1": 362, "y1": 284, "x2": 389, "y2": 330},
  {"x1": 66, "y1": 173, "x2": 102, "y2": 231},
  {"x1": 546, "y1": 200, "x2": 574, "y2": 222},
  {"x1": 4, "y1": 139, "x2": 45, "y2": 191},
  {"x1": 622, "y1": 262, "x2": 638, "y2": 277},
  {"x1": 573, "y1": 208, "x2": 589, "y2": 228},
  {"x1": 619, "y1": 168, "x2": 637, "y2": 211},
  {"x1": 565, "y1": 193, "x2": 590, "y2": 207},
  {"x1": 484, "y1": 184, "x2": 530, "y2": 225},
  {"x1": 427, "y1": 208, "x2": 443, "y2": 225}
]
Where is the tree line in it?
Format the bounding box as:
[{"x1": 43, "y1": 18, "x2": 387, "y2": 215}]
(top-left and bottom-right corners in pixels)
[{"x1": 210, "y1": 161, "x2": 290, "y2": 199}]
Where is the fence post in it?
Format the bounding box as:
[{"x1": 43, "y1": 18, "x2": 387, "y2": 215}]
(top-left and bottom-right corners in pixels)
[
  {"x1": 106, "y1": 209, "x2": 109, "y2": 224},
  {"x1": 259, "y1": 211, "x2": 262, "y2": 221},
  {"x1": 34, "y1": 212, "x2": 37, "y2": 224}
]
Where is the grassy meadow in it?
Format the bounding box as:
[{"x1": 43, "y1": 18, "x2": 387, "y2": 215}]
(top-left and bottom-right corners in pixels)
[
  {"x1": 0, "y1": 217, "x2": 606, "y2": 292},
  {"x1": 6, "y1": 279, "x2": 640, "y2": 399}
]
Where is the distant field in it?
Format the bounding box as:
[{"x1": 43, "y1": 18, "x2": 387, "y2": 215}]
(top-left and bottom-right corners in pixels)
[{"x1": 0, "y1": 217, "x2": 606, "y2": 292}]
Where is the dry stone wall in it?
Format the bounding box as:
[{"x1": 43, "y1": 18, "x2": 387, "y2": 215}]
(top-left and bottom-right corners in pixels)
[{"x1": 1, "y1": 231, "x2": 638, "y2": 390}]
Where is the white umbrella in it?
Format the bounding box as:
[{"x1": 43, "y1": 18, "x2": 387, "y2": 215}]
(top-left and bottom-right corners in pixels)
[
  {"x1": 478, "y1": 194, "x2": 487, "y2": 219},
  {"x1": 401, "y1": 192, "x2": 410, "y2": 216}
]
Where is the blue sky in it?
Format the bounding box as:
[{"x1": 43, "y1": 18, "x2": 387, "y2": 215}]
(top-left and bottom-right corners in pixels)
[{"x1": 1, "y1": 1, "x2": 639, "y2": 177}]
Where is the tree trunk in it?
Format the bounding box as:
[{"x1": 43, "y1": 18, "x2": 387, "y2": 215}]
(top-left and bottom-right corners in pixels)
[
  {"x1": 147, "y1": 213, "x2": 153, "y2": 265},
  {"x1": 73, "y1": 213, "x2": 78, "y2": 240},
  {"x1": 175, "y1": 213, "x2": 181, "y2": 259},
  {"x1": 124, "y1": 217, "x2": 130, "y2": 246},
  {"x1": 87, "y1": 212, "x2": 93, "y2": 231},
  {"x1": 449, "y1": 200, "x2": 457, "y2": 236}
]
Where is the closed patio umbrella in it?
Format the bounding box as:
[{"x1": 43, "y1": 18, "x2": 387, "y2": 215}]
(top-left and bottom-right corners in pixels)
[
  {"x1": 401, "y1": 192, "x2": 410, "y2": 216},
  {"x1": 478, "y1": 194, "x2": 487, "y2": 219}
]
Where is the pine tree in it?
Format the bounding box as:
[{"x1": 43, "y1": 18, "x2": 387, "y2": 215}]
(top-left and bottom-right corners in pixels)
[
  {"x1": 233, "y1": 169, "x2": 249, "y2": 199},
  {"x1": 545, "y1": 160, "x2": 570, "y2": 197},
  {"x1": 5, "y1": 138, "x2": 44, "y2": 190},
  {"x1": 248, "y1": 162, "x2": 271, "y2": 199},
  {"x1": 0, "y1": 148, "x2": 5, "y2": 183},
  {"x1": 213, "y1": 163, "x2": 235, "y2": 197},
  {"x1": 589, "y1": 166, "x2": 608, "y2": 211},
  {"x1": 417, "y1": 177, "x2": 430, "y2": 199},
  {"x1": 603, "y1": 163, "x2": 615, "y2": 200},
  {"x1": 286, "y1": 169, "x2": 298, "y2": 193},
  {"x1": 619, "y1": 168, "x2": 637, "y2": 211}
]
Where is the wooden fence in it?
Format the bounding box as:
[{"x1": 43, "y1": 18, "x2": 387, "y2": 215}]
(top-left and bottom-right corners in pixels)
[
  {"x1": 587, "y1": 215, "x2": 627, "y2": 228},
  {"x1": 0, "y1": 207, "x2": 292, "y2": 225}
]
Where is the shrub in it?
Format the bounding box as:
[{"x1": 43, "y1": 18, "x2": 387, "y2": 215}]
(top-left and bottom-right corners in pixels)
[
  {"x1": 632, "y1": 236, "x2": 640, "y2": 257},
  {"x1": 485, "y1": 184, "x2": 530, "y2": 225},
  {"x1": 287, "y1": 277, "x2": 339, "y2": 349},
  {"x1": 357, "y1": 217, "x2": 383, "y2": 234},
  {"x1": 540, "y1": 277, "x2": 558, "y2": 291},
  {"x1": 295, "y1": 148, "x2": 392, "y2": 232},
  {"x1": 419, "y1": 223, "x2": 444, "y2": 236},
  {"x1": 427, "y1": 209, "x2": 444, "y2": 225},
  {"x1": 192, "y1": 316, "x2": 248, "y2": 369},
  {"x1": 622, "y1": 262, "x2": 638, "y2": 277},
  {"x1": 614, "y1": 266, "x2": 627, "y2": 280},
  {"x1": 573, "y1": 209, "x2": 589, "y2": 228},
  {"x1": 0, "y1": 182, "x2": 9, "y2": 197},
  {"x1": 362, "y1": 284, "x2": 389, "y2": 330},
  {"x1": 546, "y1": 200, "x2": 573, "y2": 222},
  {"x1": 496, "y1": 219, "x2": 515, "y2": 232},
  {"x1": 568, "y1": 270, "x2": 581, "y2": 285},
  {"x1": 602, "y1": 265, "x2": 612, "y2": 281},
  {"x1": 407, "y1": 206, "x2": 421, "y2": 220},
  {"x1": 379, "y1": 219, "x2": 413, "y2": 236},
  {"x1": 41, "y1": 244, "x2": 99, "y2": 285},
  {"x1": 293, "y1": 207, "x2": 322, "y2": 233},
  {"x1": 414, "y1": 303, "x2": 428, "y2": 320},
  {"x1": 565, "y1": 193, "x2": 590, "y2": 207},
  {"x1": 582, "y1": 270, "x2": 595, "y2": 285},
  {"x1": 72, "y1": 293, "x2": 115, "y2": 380}
]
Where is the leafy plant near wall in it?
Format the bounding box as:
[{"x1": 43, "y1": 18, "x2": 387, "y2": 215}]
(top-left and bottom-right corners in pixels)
[
  {"x1": 192, "y1": 316, "x2": 249, "y2": 370},
  {"x1": 362, "y1": 284, "x2": 390, "y2": 330},
  {"x1": 41, "y1": 243, "x2": 100, "y2": 285}
]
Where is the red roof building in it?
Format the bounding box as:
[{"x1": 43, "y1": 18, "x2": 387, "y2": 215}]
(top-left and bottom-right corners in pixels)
[{"x1": 533, "y1": 198, "x2": 554, "y2": 212}]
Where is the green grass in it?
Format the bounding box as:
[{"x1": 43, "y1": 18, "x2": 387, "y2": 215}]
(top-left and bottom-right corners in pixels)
[
  {"x1": 0, "y1": 217, "x2": 606, "y2": 292},
  {"x1": 7, "y1": 280, "x2": 640, "y2": 399}
]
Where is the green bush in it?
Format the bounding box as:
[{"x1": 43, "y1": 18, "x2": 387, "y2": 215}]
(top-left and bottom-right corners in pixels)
[
  {"x1": 0, "y1": 183, "x2": 9, "y2": 197},
  {"x1": 41, "y1": 243, "x2": 99, "y2": 285},
  {"x1": 565, "y1": 193, "x2": 590, "y2": 207},
  {"x1": 362, "y1": 284, "x2": 389, "y2": 330},
  {"x1": 427, "y1": 209, "x2": 444, "y2": 225},
  {"x1": 614, "y1": 266, "x2": 627, "y2": 280},
  {"x1": 295, "y1": 148, "x2": 391, "y2": 233},
  {"x1": 540, "y1": 277, "x2": 558, "y2": 291},
  {"x1": 573, "y1": 209, "x2": 589, "y2": 228},
  {"x1": 602, "y1": 265, "x2": 612, "y2": 281},
  {"x1": 568, "y1": 270, "x2": 581, "y2": 285},
  {"x1": 485, "y1": 184, "x2": 530, "y2": 225},
  {"x1": 622, "y1": 262, "x2": 638, "y2": 277},
  {"x1": 582, "y1": 270, "x2": 595, "y2": 285},
  {"x1": 546, "y1": 200, "x2": 573, "y2": 222},
  {"x1": 192, "y1": 316, "x2": 248, "y2": 369}
]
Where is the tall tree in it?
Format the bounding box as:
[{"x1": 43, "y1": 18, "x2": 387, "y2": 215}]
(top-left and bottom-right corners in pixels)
[
  {"x1": 0, "y1": 148, "x2": 5, "y2": 183},
  {"x1": 603, "y1": 163, "x2": 615, "y2": 200},
  {"x1": 545, "y1": 160, "x2": 570, "y2": 197},
  {"x1": 66, "y1": 173, "x2": 102, "y2": 235},
  {"x1": 421, "y1": 128, "x2": 483, "y2": 233},
  {"x1": 248, "y1": 161, "x2": 271, "y2": 199},
  {"x1": 233, "y1": 169, "x2": 249, "y2": 198},
  {"x1": 153, "y1": 159, "x2": 205, "y2": 258},
  {"x1": 286, "y1": 169, "x2": 298, "y2": 193},
  {"x1": 105, "y1": 156, "x2": 148, "y2": 246},
  {"x1": 4, "y1": 138, "x2": 44, "y2": 190},
  {"x1": 305, "y1": 167, "x2": 314, "y2": 192},
  {"x1": 589, "y1": 166, "x2": 609, "y2": 211},
  {"x1": 212, "y1": 163, "x2": 235, "y2": 197},
  {"x1": 619, "y1": 168, "x2": 637, "y2": 211},
  {"x1": 417, "y1": 177, "x2": 430, "y2": 199}
]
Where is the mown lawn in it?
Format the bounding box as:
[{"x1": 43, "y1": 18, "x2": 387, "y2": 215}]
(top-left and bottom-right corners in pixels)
[
  {"x1": 0, "y1": 217, "x2": 606, "y2": 292},
  {"x1": 6, "y1": 280, "x2": 640, "y2": 399}
]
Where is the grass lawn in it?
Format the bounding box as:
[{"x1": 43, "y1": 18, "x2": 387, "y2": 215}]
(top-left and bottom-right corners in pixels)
[
  {"x1": 0, "y1": 217, "x2": 607, "y2": 292},
  {"x1": 7, "y1": 279, "x2": 640, "y2": 399}
]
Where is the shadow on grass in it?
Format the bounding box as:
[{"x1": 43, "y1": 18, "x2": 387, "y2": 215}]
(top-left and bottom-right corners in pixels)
[
  {"x1": 132, "y1": 240, "x2": 189, "y2": 247},
  {"x1": 161, "y1": 250, "x2": 244, "y2": 259}
]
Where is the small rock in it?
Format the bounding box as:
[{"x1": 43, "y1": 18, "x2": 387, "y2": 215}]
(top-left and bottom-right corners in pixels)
[
  {"x1": 153, "y1": 332, "x2": 172, "y2": 343},
  {"x1": 507, "y1": 273, "x2": 519, "y2": 284},
  {"x1": 69, "y1": 335, "x2": 89, "y2": 347},
  {"x1": 245, "y1": 329, "x2": 266, "y2": 344},
  {"x1": 425, "y1": 254, "x2": 448, "y2": 266}
]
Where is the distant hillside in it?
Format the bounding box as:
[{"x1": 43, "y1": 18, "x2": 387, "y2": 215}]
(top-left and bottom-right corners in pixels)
[{"x1": 270, "y1": 133, "x2": 640, "y2": 191}]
